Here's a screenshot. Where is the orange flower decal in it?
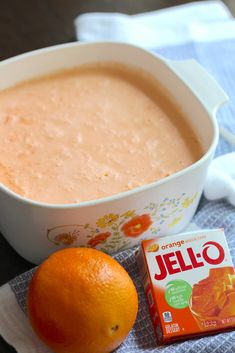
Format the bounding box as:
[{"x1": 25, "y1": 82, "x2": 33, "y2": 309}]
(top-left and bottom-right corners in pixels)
[
  {"x1": 121, "y1": 214, "x2": 152, "y2": 237},
  {"x1": 54, "y1": 233, "x2": 78, "y2": 245},
  {"x1": 88, "y1": 232, "x2": 111, "y2": 247}
]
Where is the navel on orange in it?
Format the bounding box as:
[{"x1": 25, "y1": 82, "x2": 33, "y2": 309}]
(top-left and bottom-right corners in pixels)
[{"x1": 27, "y1": 248, "x2": 138, "y2": 353}]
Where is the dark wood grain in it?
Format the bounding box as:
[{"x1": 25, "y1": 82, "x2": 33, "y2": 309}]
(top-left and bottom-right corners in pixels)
[
  {"x1": 0, "y1": 1, "x2": 234, "y2": 352},
  {"x1": 0, "y1": 0, "x2": 202, "y2": 60}
]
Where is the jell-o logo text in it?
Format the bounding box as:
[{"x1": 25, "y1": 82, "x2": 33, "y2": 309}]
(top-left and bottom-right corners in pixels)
[{"x1": 154, "y1": 241, "x2": 225, "y2": 280}]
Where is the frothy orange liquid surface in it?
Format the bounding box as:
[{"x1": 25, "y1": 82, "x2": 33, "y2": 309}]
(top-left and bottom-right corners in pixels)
[{"x1": 0, "y1": 63, "x2": 202, "y2": 204}]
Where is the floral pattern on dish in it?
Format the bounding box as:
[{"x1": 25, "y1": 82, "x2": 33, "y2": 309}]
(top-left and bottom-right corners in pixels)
[{"x1": 47, "y1": 192, "x2": 199, "y2": 252}]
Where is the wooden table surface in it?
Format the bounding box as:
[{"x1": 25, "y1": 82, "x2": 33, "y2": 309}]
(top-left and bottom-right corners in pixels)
[{"x1": 0, "y1": 0, "x2": 234, "y2": 352}]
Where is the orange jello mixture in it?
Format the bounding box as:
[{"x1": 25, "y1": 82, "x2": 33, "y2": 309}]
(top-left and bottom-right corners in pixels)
[{"x1": 0, "y1": 63, "x2": 202, "y2": 204}]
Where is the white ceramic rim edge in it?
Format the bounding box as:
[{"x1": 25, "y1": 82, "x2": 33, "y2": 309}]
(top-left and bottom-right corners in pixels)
[{"x1": 0, "y1": 41, "x2": 220, "y2": 209}]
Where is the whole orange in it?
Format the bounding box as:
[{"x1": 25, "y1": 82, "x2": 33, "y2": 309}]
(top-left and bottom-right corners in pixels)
[{"x1": 27, "y1": 248, "x2": 138, "y2": 353}]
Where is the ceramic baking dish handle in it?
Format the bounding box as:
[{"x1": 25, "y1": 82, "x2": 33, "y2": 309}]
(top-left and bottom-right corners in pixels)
[{"x1": 167, "y1": 59, "x2": 229, "y2": 115}]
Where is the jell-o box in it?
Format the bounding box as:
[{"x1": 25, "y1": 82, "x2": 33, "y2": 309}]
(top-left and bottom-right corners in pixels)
[{"x1": 138, "y1": 229, "x2": 235, "y2": 344}]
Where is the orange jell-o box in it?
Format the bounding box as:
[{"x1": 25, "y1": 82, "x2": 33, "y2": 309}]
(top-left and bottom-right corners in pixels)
[{"x1": 137, "y1": 229, "x2": 235, "y2": 344}]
